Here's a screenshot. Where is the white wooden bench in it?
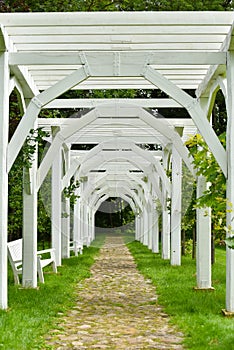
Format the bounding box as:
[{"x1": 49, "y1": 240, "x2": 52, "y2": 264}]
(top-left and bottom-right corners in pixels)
[
  {"x1": 7, "y1": 238, "x2": 57, "y2": 284},
  {"x1": 70, "y1": 240, "x2": 83, "y2": 256}
]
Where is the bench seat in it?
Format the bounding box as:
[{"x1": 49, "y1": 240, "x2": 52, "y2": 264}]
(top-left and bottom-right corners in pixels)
[{"x1": 7, "y1": 238, "x2": 57, "y2": 284}]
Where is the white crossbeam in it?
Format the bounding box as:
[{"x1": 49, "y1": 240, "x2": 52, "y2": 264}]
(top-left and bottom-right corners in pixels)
[
  {"x1": 144, "y1": 65, "x2": 227, "y2": 176},
  {"x1": 8, "y1": 66, "x2": 88, "y2": 172},
  {"x1": 37, "y1": 111, "x2": 97, "y2": 190}
]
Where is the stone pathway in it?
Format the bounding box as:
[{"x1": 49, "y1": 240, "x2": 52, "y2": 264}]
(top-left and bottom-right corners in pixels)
[{"x1": 45, "y1": 236, "x2": 184, "y2": 349}]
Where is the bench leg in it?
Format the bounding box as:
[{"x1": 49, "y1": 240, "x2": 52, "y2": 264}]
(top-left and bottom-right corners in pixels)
[
  {"x1": 14, "y1": 273, "x2": 20, "y2": 285},
  {"x1": 52, "y1": 261, "x2": 57, "y2": 273},
  {"x1": 37, "y1": 256, "x2": 45, "y2": 283}
]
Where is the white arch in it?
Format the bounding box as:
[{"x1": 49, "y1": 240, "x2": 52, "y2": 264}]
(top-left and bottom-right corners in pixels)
[
  {"x1": 89, "y1": 184, "x2": 143, "y2": 213},
  {"x1": 93, "y1": 193, "x2": 137, "y2": 214}
]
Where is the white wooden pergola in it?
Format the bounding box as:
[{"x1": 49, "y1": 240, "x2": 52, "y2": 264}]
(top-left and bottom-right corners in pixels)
[{"x1": 1, "y1": 11, "x2": 234, "y2": 314}]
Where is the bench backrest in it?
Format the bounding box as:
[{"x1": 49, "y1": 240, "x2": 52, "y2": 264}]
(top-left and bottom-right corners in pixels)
[{"x1": 7, "y1": 238, "x2": 22, "y2": 262}]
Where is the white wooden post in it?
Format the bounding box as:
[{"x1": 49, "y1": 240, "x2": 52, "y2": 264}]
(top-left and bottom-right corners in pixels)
[
  {"x1": 61, "y1": 148, "x2": 70, "y2": 259},
  {"x1": 80, "y1": 202, "x2": 85, "y2": 245},
  {"x1": 161, "y1": 188, "x2": 170, "y2": 260},
  {"x1": 73, "y1": 187, "x2": 81, "y2": 248},
  {"x1": 196, "y1": 175, "x2": 212, "y2": 289},
  {"x1": 161, "y1": 150, "x2": 171, "y2": 259},
  {"x1": 51, "y1": 132, "x2": 62, "y2": 266},
  {"x1": 143, "y1": 206, "x2": 148, "y2": 246},
  {"x1": 152, "y1": 201, "x2": 159, "y2": 254},
  {"x1": 86, "y1": 206, "x2": 91, "y2": 246},
  {"x1": 0, "y1": 52, "x2": 9, "y2": 309},
  {"x1": 148, "y1": 202, "x2": 153, "y2": 250},
  {"x1": 225, "y1": 50, "x2": 234, "y2": 313},
  {"x1": 140, "y1": 213, "x2": 144, "y2": 243},
  {"x1": 22, "y1": 122, "x2": 38, "y2": 288},
  {"x1": 83, "y1": 203, "x2": 89, "y2": 246},
  {"x1": 90, "y1": 208, "x2": 95, "y2": 241},
  {"x1": 171, "y1": 145, "x2": 182, "y2": 266},
  {"x1": 135, "y1": 215, "x2": 139, "y2": 240},
  {"x1": 61, "y1": 197, "x2": 70, "y2": 258}
]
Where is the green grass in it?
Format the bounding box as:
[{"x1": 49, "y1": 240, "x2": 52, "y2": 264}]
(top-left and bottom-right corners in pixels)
[
  {"x1": 0, "y1": 235, "x2": 105, "y2": 350},
  {"x1": 127, "y1": 241, "x2": 234, "y2": 350}
]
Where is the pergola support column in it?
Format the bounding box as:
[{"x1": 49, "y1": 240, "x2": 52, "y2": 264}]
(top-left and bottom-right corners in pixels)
[
  {"x1": 225, "y1": 50, "x2": 234, "y2": 313},
  {"x1": 22, "y1": 123, "x2": 38, "y2": 288},
  {"x1": 171, "y1": 146, "x2": 182, "y2": 266},
  {"x1": 162, "y1": 202, "x2": 170, "y2": 259},
  {"x1": 61, "y1": 147, "x2": 71, "y2": 259},
  {"x1": 0, "y1": 52, "x2": 9, "y2": 309},
  {"x1": 143, "y1": 206, "x2": 149, "y2": 246},
  {"x1": 73, "y1": 189, "x2": 82, "y2": 252},
  {"x1": 135, "y1": 215, "x2": 140, "y2": 241},
  {"x1": 139, "y1": 213, "x2": 144, "y2": 243},
  {"x1": 51, "y1": 144, "x2": 62, "y2": 266},
  {"x1": 195, "y1": 176, "x2": 212, "y2": 290},
  {"x1": 61, "y1": 198, "x2": 70, "y2": 259},
  {"x1": 147, "y1": 202, "x2": 153, "y2": 250},
  {"x1": 152, "y1": 202, "x2": 159, "y2": 254}
]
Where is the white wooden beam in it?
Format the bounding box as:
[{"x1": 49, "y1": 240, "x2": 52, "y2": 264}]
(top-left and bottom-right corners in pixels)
[
  {"x1": 0, "y1": 26, "x2": 7, "y2": 51},
  {"x1": 37, "y1": 111, "x2": 97, "y2": 190},
  {"x1": 1, "y1": 11, "x2": 233, "y2": 26},
  {"x1": 45, "y1": 98, "x2": 182, "y2": 109},
  {"x1": 140, "y1": 108, "x2": 195, "y2": 176},
  {"x1": 144, "y1": 65, "x2": 227, "y2": 177},
  {"x1": 9, "y1": 76, "x2": 26, "y2": 113},
  {"x1": 196, "y1": 65, "x2": 226, "y2": 99},
  {"x1": 9, "y1": 50, "x2": 226, "y2": 68},
  {"x1": 8, "y1": 66, "x2": 88, "y2": 173}
]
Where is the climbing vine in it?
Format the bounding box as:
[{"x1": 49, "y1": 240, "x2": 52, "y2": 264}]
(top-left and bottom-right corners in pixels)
[
  {"x1": 63, "y1": 179, "x2": 81, "y2": 206},
  {"x1": 22, "y1": 127, "x2": 49, "y2": 169},
  {"x1": 63, "y1": 177, "x2": 87, "y2": 206}
]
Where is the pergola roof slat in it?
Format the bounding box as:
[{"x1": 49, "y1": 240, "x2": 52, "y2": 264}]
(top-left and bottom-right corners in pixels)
[{"x1": 0, "y1": 11, "x2": 233, "y2": 26}]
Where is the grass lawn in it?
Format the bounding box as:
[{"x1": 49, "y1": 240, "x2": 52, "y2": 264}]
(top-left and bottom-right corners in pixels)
[
  {"x1": 1, "y1": 233, "x2": 233, "y2": 349},
  {"x1": 128, "y1": 241, "x2": 234, "y2": 350},
  {"x1": 0, "y1": 235, "x2": 105, "y2": 350}
]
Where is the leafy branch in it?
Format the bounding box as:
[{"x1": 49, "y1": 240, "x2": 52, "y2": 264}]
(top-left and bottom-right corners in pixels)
[
  {"x1": 22, "y1": 127, "x2": 49, "y2": 169},
  {"x1": 185, "y1": 133, "x2": 227, "y2": 239},
  {"x1": 63, "y1": 177, "x2": 87, "y2": 205}
]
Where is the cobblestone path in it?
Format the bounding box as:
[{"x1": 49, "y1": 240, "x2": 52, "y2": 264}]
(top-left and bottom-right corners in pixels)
[{"x1": 45, "y1": 236, "x2": 184, "y2": 349}]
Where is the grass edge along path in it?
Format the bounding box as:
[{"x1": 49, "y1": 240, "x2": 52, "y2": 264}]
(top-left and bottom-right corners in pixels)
[
  {"x1": 127, "y1": 241, "x2": 234, "y2": 350},
  {"x1": 0, "y1": 235, "x2": 104, "y2": 350}
]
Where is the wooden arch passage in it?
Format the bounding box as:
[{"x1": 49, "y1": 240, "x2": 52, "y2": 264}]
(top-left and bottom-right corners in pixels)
[{"x1": 1, "y1": 12, "x2": 234, "y2": 314}]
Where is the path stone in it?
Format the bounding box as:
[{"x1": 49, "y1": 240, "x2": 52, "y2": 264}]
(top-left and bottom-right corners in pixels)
[{"x1": 45, "y1": 236, "x2": 184, "y2": 349}]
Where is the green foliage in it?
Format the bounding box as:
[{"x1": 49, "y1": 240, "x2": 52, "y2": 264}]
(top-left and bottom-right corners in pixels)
[
  {"x1": 1, "y1": 0, "x2": 233, "y2": 13},
  {"x1": 128, "y1": 241, "x2": 234, "y2": 350},
  {"x1": 185, "y1": 133, "x2": 226, "y2": 239},
  {"x1": 63, "y1": 177, "x2": 86, "y2": 206},
  {"x1": 224, "y1": 236, "x2": 234, "y2": 249},
  {"x1": 22, "y1": 128, "x2": 49, "y2": 169},
  {"x1": 8, "y1": 127, "x2": 50, "y2": 241}
]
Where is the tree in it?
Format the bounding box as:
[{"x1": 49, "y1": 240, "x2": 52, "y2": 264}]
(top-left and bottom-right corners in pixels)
[
  {"x1": 185, "y1": 133, "x2": 227, "y2": 244},
  {"x1": 1, "y1": 0, "x2": 233, "y2": 12}
]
